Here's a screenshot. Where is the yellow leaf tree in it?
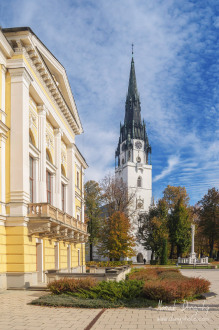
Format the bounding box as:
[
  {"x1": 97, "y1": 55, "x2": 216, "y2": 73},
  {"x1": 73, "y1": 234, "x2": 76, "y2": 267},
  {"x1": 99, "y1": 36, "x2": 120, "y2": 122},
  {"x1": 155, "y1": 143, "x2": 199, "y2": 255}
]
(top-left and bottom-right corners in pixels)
[{"x1": 98, "y1": 211, "x2": 136, "y2": 260}]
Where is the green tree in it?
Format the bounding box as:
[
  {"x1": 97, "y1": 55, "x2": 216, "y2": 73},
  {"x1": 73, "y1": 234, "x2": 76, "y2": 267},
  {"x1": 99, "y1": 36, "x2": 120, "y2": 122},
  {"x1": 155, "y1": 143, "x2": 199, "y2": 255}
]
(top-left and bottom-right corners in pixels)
[
  {"x1": 197, "y1": 188, "x2": 219, "y2": 258},
  {"x1": 160, "y1": 238, "x2": 168, "y2": 265},
  {"x1": 137, "y1": 199, "x2": 169, "y2": 261},
  {"x1": 84, "y1": 180, "x2": 103, "y2": 261},
  {"x1": 169, "y1": 198, "x2": 191, "y2": 257},
  {"x1": 163, "y1": 185, "x2": 190, "y2": 258},
  {"x1": 98, "y1": 211, "x2": 136, "y2": 260},
  {"x1": 163, "y1": 185, "x2": 189, "y2": 211}
]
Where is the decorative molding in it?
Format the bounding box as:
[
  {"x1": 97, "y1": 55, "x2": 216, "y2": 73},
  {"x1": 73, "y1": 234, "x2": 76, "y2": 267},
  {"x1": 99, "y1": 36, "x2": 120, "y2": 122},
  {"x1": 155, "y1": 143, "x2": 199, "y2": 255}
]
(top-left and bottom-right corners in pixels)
[{"x1": 8, "y1": 67, "x2": 32, "y2": 86}]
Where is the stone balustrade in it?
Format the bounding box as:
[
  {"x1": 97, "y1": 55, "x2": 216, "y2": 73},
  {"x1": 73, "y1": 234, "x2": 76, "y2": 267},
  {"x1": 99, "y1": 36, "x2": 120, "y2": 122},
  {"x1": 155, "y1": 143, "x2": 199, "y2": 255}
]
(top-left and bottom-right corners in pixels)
[
  {"x1": 28, "y1": 203, "x2": 87, "y2": 232},
  {"x1": 178, "y1": 256, "x2": 208, "y2": 264}
]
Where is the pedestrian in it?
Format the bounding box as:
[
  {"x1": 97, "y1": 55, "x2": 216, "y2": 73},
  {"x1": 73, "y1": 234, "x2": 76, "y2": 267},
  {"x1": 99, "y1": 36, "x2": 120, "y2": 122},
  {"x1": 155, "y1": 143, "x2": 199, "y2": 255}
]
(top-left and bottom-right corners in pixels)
[{"x1": 143, "y1": 258, "x2": 146, "y2": 265}]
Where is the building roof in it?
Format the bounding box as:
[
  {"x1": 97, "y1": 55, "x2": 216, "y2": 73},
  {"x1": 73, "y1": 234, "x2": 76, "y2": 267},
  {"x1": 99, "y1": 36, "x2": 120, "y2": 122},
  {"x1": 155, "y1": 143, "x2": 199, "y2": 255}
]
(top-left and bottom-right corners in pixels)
[{"x1": 2, "y1": 27, "x2": 83, "y2": 135}]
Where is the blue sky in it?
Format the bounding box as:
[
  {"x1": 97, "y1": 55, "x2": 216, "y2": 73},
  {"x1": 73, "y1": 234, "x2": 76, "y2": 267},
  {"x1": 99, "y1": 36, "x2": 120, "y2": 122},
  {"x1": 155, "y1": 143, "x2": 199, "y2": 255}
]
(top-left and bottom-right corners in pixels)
[{"x1": 1, "y1": 0, "x2": 219, "y2": 205}]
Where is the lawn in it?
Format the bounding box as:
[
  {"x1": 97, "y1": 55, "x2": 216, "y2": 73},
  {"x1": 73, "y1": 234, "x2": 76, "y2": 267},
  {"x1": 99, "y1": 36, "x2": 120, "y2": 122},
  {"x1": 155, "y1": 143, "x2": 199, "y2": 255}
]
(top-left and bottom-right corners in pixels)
[{"x1": 30, "y1": 267, "x2": 210, "y2": 308}]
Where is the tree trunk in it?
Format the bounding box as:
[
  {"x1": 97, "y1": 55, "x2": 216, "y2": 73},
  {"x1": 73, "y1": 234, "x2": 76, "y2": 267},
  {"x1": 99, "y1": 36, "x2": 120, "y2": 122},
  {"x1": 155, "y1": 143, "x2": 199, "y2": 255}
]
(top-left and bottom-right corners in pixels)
[
  {"x1": 177, "y1": 245, "x2": 181, "y2": 258},
  {"x1": 169, "y1": 243, "x2": 174, "y2": 259},
  {"x1": 89, "y1": 243, "x2": 93, "y2": 261},
  {"x1": 209, "y1": 244, "x2": 214, "y2": 258},
  {"x1": 209, "y1": 238, "x2": 214, "y2": 258}
]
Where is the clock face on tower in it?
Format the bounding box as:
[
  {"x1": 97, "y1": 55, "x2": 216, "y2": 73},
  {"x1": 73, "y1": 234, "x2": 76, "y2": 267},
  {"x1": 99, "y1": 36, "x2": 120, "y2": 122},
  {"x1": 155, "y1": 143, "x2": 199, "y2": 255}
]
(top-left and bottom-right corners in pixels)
[{"x1": 135, "y1": 141, "x2": 142, "y2": 149}]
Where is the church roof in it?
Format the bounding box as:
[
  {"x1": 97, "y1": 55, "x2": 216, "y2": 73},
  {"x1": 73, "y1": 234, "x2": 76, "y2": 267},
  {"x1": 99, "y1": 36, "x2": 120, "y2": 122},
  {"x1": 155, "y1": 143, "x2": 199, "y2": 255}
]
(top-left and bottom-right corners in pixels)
[
  {"x1": 115, "y1": 52, "x2": 151, "y2": 160},
  {"x1": 125, "y1": 56, "x2": 141, "y2": 126}
]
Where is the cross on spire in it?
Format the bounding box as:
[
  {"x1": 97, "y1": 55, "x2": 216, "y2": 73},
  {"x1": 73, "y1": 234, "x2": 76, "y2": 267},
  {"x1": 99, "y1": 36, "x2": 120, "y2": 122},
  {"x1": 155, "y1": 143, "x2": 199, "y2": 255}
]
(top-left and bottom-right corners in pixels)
[{"x1": 132, "y1": 43, "x2": 134, "y2": 56}]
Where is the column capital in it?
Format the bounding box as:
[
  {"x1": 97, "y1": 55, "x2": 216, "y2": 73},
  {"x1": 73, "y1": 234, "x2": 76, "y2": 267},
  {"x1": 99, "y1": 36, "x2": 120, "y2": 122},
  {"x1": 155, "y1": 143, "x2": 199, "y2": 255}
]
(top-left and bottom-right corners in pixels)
[
  {"x1": 54, "y1": 127, "x2": 63, "y2": 137},
  {"x1": 1, "y1": 64, "x2": 6, "y2": 74},
  {"x1": 67, "y1": 143, "x2": 75, "y2": 151},
  {"x1": 8, "y1": 67, "x2": 32, "y2": 87},
  {"x1": 37, "y1": 104, "x2": 48, "y2": 116}
]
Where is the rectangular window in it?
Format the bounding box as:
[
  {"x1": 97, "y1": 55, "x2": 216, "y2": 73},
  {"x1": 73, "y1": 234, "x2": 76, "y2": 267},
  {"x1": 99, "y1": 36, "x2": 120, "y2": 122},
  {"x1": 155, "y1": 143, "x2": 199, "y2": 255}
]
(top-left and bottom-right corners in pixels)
[
  {"x1": 47, "y1": 171, "x2": 52, "y2": 204},
  {"x1": 61, "y1": 183, "x2": 65, "y2": 212},
  {"x1": 77, "y1": 171, "x2": 79, "y2": 188},
  {"x1": 29, "y1": 156, "x2": 34, "y2": 203}
]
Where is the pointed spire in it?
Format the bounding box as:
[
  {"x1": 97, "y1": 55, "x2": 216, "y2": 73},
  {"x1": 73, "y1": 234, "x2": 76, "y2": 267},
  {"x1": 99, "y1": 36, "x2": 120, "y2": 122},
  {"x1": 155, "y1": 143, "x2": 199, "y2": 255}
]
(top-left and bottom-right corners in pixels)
[{"x1": 125, "y1": 47, "x2": 141, "y2": 126}]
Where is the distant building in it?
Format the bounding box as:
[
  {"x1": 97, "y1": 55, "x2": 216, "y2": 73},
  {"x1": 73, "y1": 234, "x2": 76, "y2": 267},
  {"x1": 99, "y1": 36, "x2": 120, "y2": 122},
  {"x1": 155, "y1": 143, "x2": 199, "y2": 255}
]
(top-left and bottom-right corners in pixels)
[
  {"x1": 0, "y1": 27, "x2": 88, "y2": 290},
  {"x1": 115, "y1": 54, "x2": 152, "y2": 262}
]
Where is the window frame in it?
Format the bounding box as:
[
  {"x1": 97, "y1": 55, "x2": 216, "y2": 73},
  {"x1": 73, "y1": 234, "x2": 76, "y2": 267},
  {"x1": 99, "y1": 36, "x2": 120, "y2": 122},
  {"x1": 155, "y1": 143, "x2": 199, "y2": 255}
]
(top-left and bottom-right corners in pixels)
[
  {"x1": 46, "y1": 170, "x2": 52, "y2": 204},
  {"x1": 29, "y1": 156, "x2": 34, "y2": 203}
]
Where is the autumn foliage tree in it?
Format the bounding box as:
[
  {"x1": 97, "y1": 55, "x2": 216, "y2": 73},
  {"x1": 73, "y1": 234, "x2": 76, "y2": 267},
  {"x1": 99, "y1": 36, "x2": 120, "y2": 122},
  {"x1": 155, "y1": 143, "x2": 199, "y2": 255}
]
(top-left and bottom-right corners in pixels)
[
  {"x1": 98, "y1": 211, "x2": 136, "y2": 260},
  {"x1": 100, "y1": 174, "x2": 136, "y2": 218},
  {"x1": 197, "y1": 188, "x2": 219, "y2": 258},
  {"x1": 84, "y1": 180, "x2": 103, "y2": 261}
]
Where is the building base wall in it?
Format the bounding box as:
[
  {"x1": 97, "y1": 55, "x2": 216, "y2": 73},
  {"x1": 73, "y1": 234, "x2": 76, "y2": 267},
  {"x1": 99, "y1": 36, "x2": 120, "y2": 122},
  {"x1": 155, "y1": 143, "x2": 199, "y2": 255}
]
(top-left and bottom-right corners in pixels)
[
  {"x1": 6, "y1": 272, "x2": 38, "y2": 289},
  {"x1": 0, "y1": 273, "x2": 7, "y2": 291}
]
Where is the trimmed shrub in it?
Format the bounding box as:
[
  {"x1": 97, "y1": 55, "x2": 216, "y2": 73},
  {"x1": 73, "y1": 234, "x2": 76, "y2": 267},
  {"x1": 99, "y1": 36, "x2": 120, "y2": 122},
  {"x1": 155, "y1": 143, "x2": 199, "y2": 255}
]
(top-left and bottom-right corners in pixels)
[
  {"x1": 128, "y1": 267, "x2": 180, "y2": 281},
  {"x1": 142, "y1": 277, "x2": 210, "y2": 302},
  {"x1": 86, "y1": 260, "x2": 132, "y2": 267},
  {"x1": 47, "y1": 277, "x2": 97, "y2": 294},
  {"x1": 71, "y1": 280, "x2": 144, "y2": 302}
]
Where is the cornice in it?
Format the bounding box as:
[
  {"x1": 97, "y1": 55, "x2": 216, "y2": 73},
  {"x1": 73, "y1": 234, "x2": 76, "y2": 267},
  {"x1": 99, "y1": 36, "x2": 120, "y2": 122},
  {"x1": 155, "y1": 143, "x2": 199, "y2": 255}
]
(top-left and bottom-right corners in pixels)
[
  {"x1": 0, "y1": 29, "x2": 14, "y2": 58},
  {"x1": 73, "y1": 144, "x2": 88, "y2": 169},
  {"x1": 24, "y1": 44, "x2": 82, "y2": 135}
]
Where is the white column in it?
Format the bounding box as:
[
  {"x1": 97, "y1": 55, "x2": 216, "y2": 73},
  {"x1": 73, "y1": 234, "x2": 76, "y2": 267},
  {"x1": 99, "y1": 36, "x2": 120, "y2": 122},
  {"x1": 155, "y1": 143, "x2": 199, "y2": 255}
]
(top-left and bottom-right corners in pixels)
[
  {"x1": 1, "y1": 65, "x2": 6, "y2": 124},
  {"x1": 54, "y1": 128, "x2": 62, "y2": 209},
  {"x1": 9, "y1": 68, "x2": 32, "y2": 217},
  {"x1": 81, "y1": 167, "x2": 85, "y2": 223},
  {"x1": 67, "y1": 143, "x2": 75, "y2": 217},
  {"x1": 38, "y1": 105, "x2": 47, "y2": 202},
  {"x1": 0, "y1": 134, "x2": 7, "y2": 215}
]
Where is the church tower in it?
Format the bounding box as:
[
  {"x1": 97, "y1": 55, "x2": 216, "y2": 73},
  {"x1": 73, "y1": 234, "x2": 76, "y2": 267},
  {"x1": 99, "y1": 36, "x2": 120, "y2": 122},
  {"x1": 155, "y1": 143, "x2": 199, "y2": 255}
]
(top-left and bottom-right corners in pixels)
[{"x1": 115, "y1": 52, "x2": 152, "y2": 262}]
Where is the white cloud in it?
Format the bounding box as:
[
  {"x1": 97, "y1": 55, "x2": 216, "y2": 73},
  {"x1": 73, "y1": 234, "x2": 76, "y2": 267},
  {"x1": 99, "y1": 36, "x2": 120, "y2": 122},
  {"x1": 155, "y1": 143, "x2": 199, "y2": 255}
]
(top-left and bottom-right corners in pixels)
[
  {"x1": 153, "y1": 155, "x2": 180, "y2": 182},
  {"x1": 2, "y1": 0, "x2": 219, "y2": 204}
]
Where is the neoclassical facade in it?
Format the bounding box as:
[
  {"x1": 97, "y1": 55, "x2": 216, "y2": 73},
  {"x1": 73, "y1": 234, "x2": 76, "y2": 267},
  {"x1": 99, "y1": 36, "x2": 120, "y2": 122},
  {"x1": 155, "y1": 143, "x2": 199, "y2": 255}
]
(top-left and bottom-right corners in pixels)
[{"x1": 0, "y1": 27, "x2": 88, "y2": 290}]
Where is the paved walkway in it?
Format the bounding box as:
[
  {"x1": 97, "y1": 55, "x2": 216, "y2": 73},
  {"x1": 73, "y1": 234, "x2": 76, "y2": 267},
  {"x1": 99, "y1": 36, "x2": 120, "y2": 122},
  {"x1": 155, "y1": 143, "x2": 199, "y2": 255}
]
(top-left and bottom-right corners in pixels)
[{"x1": 0, "y1": 269, "x2": 218, "y2": 330}]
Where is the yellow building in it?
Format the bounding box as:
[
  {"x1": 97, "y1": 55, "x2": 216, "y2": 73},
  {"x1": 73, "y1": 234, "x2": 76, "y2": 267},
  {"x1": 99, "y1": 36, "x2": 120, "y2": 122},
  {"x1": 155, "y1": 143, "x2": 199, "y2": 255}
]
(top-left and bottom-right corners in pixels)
[{"x1": 0, "y1": 27, "x2": 88, "y2": 290}]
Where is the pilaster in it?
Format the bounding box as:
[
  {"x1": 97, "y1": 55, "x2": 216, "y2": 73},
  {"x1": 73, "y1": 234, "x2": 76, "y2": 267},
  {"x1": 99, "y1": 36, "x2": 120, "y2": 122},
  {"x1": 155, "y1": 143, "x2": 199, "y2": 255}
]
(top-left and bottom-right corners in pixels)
[
  {"x1": 38, "y1": 105, "x2": 47, "y2": 202},
  {"x1": 54, "y1": 128, "x2": 62, "y2": 209},
  {"x1": 0, "y1": 65, "x2": 6, "y2": 124},
  {"x1": 0, "y1": 133, "x2": 7, "y2": 216},
  {"x1": 8, "y1": 67, "x2": 32, "y2": 217},
  {"x1": 67, "y1": 144, "x2": 75, "y2": 217}
]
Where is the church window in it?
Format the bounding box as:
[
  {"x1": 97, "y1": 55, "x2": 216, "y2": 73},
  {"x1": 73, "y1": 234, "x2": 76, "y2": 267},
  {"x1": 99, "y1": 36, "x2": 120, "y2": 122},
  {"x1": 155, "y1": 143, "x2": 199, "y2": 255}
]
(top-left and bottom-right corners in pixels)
[
  {"x1": 137, "y1": 176, "x2": 142, "y2": 188},
  {"x1": 128, "y1": 150, "x2": 131, "y2": 160},
  {"x1": 122, "y1": 158, "x2": 125, "y2": 164},
  {"x1": 136, "y1": 156, "x2": 141, "y2": 163}
]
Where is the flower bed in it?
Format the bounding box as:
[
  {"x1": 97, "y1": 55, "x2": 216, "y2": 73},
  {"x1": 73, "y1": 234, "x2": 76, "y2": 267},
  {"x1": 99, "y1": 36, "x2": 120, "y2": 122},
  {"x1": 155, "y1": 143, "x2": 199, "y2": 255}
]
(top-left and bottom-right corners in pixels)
[{"x1": 30, "y1": 267, "x2": 210, "y2": 307}]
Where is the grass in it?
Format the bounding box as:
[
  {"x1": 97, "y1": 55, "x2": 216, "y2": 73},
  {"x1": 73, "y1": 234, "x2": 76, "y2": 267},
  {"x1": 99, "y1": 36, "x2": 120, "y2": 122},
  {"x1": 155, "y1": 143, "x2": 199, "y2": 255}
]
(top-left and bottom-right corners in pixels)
[
  {"x1": 180, "y1": 265, "x2": 216, "y2": 269},
  {"x1": 30, "y1": 294, "x2": 157, "y2": 308}
]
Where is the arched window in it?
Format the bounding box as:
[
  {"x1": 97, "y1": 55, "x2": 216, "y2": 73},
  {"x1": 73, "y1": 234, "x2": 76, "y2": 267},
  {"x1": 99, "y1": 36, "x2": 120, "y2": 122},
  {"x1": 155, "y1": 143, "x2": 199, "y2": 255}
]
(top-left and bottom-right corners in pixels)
[
  {"x1": 61, "y1": 164, "x2": 66, "y2": 177},
  {"x1": 137, "y1": 176, "x2": 142, "y2": 188},
  {"x1": 29, "y1": 130, "x2": 36, "y2": 146},
  {"x1": 46, "y1": 149, "x2": 53, "y2": 164}
]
